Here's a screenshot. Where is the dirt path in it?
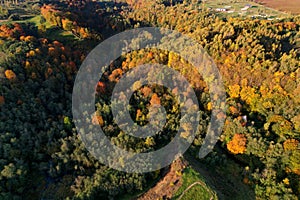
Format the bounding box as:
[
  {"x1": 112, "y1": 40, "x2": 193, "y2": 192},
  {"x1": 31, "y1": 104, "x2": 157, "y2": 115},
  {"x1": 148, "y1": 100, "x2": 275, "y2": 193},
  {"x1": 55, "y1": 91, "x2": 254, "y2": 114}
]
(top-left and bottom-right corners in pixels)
[
  {"x1": 137, "y1": 158, "x2": 188, "y2": 200},
  {"x1": 137, "y1": 151, "x2": 254, "y2": 200},
  {"x1": 183, "y1": 153, "x2": 255, "y2": 200},
  {"x1": 0, "y1": 20, "x2": 9, "y2": 24},
  {"x1": 177, "y1": 182, "x2": 215, "y2": 200}
]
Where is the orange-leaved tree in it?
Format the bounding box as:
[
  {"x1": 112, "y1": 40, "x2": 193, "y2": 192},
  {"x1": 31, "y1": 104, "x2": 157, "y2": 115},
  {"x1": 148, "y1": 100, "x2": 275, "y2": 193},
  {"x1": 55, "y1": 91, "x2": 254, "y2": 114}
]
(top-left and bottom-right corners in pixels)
[
  {"x1": 5, "y1": 70, "x2": 16, "y2": 80},
  {"x1": 0, "y1": 96, "x2": 4, "y2": 105},
  {"x1": 227, "y1": 133, "x2": 247, "y2": 154},
  {"x1": 283, "y1": 139, "x2": 299, "y2": 151}
]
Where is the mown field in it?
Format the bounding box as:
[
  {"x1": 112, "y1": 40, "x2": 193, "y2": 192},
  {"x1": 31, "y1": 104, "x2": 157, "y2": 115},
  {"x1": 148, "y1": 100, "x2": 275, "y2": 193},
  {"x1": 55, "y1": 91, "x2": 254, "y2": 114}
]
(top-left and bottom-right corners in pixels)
[
  {"x1": 255, "y1": 0, "x2": 300, "y2": 14},
  {"x1": 172, "y1": 168, "x2": 217, "y2": 200}
]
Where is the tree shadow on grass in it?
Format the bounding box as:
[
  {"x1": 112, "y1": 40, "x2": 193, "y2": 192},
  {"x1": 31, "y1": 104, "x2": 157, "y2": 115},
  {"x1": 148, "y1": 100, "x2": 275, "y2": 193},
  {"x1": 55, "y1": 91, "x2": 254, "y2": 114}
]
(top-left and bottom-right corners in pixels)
[{"x1": 184, "y1": 150, "x2": 256, "y2": 200}]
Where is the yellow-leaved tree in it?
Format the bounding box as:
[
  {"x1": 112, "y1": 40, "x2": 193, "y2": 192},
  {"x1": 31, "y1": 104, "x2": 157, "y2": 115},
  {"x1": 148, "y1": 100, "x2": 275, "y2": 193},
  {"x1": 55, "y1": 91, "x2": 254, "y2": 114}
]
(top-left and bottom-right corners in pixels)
[{"x1": 227, "y1": 133, "x2": 247, "y2": 154}]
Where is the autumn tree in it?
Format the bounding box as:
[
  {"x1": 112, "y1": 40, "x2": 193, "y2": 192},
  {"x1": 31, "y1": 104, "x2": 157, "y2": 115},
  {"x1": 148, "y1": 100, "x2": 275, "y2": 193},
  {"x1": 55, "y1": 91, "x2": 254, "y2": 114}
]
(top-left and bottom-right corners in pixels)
[{"x1": 227, "y1": 134, "x2": 247, "y2": 154}]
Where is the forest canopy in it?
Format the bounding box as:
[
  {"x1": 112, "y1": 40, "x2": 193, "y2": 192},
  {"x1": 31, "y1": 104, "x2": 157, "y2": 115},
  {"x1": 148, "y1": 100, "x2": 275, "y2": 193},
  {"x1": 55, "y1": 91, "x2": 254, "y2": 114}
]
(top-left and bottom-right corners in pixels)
[{"x1": 0, "y1": 0, "x2": 299, "y2": 199}]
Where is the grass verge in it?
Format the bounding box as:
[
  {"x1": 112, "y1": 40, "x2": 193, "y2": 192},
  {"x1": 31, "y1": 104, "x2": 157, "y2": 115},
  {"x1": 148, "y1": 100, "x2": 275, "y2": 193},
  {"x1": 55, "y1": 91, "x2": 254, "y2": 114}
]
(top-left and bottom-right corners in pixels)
[{"x1": 172, "y1": 167, "x2": 217, "y2": 200}]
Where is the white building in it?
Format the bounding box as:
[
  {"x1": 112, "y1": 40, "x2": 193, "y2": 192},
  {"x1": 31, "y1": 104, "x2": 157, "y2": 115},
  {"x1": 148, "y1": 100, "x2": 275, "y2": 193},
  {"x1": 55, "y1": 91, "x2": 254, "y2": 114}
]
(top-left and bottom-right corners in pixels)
[
  {"x1": 216, "y1": 8, "x2": 227, "y2": 12},
  {"x1": 241, "y1": 4, "x2": 252, "y2": 11}
]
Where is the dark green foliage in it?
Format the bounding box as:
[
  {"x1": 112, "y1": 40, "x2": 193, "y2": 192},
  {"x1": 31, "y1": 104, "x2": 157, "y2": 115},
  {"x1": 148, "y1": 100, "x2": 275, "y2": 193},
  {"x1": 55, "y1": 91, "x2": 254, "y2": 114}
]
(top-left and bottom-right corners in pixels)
[{"x1": 0, "y1": 0, "x2": 299, "y2": 199}]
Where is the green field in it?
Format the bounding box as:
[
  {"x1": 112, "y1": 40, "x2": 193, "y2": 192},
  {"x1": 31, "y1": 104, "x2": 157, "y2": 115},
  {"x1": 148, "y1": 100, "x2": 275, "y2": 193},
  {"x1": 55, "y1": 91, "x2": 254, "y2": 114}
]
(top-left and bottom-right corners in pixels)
[{"x1": 173, "y1": 168, "x2": 217, "y2": 200}]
